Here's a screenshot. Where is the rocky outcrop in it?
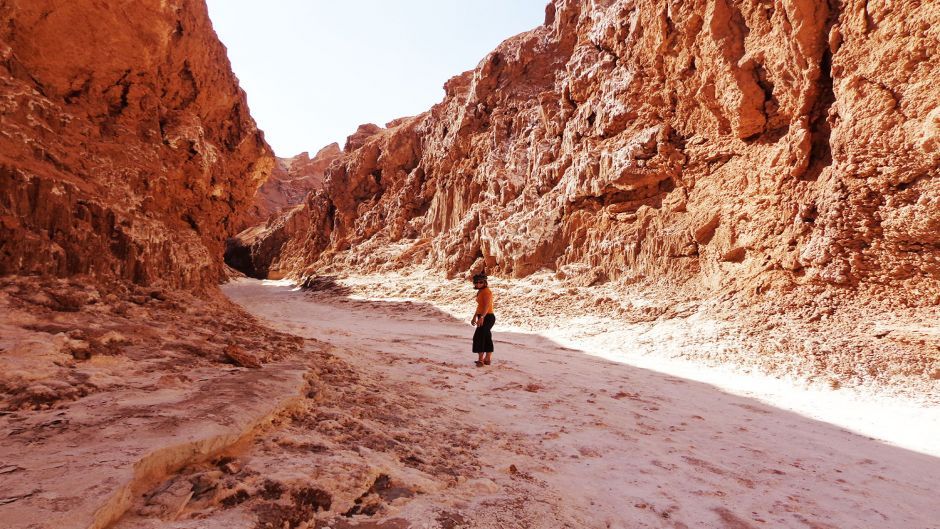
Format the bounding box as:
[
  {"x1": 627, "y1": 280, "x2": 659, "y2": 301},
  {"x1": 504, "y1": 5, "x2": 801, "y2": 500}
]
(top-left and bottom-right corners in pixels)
[
  {"x1": 225, "y1": 204, "x2": 309, "y2": 279},
  {"x1": 247, "y1": 0, "x2": 939, "y2": 309},
  {"x1": 283, "y1": 143, "x2": 342, "y2": 192},
  {"x1": 227, "y1": 142, "x2": 343, "y2": 278},
  {"x1": 0, "y1": 0, "x2": 272, "y2": 291},
  {"x1": 238, "y1": 143, "x2": 342, "y2": 230}
]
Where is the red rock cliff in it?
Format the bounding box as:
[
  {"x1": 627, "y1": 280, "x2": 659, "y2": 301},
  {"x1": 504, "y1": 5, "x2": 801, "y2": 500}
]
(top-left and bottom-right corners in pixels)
[
  {"x1": 252, "y1": 0, "x2": 939, "y2": 308},
  {"x1": 0, "y1": 0, "x2": 273, "y2": 291},
  {"x1": 239, "y1": 142, "x2": 342, "y2": 230},
  {"x1": 227, "y1": 143, "x2": 343, "y2": 278}
]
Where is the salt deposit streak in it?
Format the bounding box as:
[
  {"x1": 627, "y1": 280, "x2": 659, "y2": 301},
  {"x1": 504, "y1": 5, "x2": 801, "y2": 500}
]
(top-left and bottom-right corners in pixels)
[
  {"x1": 329, "y1": 273, "x2": 940, "y2": 458},
  {"x1": 539, "y1": 326, "x2": 940, "y2": 458}
]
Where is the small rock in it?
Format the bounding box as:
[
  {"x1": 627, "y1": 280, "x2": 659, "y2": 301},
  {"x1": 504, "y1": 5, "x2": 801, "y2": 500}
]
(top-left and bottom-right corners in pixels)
[
  {"x1": 221, "y1": 461, "x2": 241, "y2": 474},
  {"x1": 149, "y1": 290, "x2": 168, "y2": 301},
  {"x1": 223, "y1": 344, "x2": 261, "y2": 368},
  {"x1": 258, "y1": 479, "x2": 285, "y2": 500},
  {"x1": 48, "y1": 291, "x2": 87, "y2": 312},
  {"x1": 68, "y1": 340, "x2": 92, "y2": 360},
  {"x1": 99, "y1": 331, "x2": 130, "y2": 345},
  {"x1": 292, "y1": 487, "x2": 332, "y2": 512},
  {"x1": 721, "y1": 247, "x2": 747, "y2": 263},
  {"x1": 219, "y1": 489, "x2": 249, "y2": 508},
  {"x1": 129, "y1": 295, "x2": 150, "y2": 305},
  {"x1": 190, "y1": 471, "x2": 222, "y2": 496}
]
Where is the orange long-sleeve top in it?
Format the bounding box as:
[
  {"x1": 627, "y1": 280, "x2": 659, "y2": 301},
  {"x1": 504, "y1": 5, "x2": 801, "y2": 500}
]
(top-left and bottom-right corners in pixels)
[{"x1": 475, "y1": 287, "x2": 494, "y2": 316}]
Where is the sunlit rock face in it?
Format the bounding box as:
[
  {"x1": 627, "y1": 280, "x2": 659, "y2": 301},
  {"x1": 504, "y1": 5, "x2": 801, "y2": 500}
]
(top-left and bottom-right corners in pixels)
[
  {"x1": 0, "y1": 0, "x2": 272, "y2": 291},
  {"x1": 227, "y1": 143, "x2": 343, "y2": 278},
  {"x1": 241, "y1": 0, "x2": 938, "y2": 306},
  {"x1": 238, "y1": 143, "x2": 343, "y2": 231}
]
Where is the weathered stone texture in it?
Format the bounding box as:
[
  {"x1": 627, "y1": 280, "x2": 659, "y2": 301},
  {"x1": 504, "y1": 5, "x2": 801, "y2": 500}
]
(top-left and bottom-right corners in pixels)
[
  {"x1": 248, "y1": 0, "x2": 938, "y2": 308},
  {"x1": 238, "y1": 143, "x2": 342, "y2": 231},
  {"x1": 0, "y1": 0, "x2": 272, "y2": 290}
]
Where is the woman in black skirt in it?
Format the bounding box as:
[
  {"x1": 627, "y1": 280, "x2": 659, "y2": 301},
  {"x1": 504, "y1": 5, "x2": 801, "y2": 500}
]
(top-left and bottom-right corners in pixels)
[{"x1": 470, "y1": 272, "x2": 495, "y2": 366}]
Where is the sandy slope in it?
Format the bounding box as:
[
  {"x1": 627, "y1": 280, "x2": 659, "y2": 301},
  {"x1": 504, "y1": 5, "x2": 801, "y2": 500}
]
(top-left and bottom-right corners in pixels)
[{"x1": 223, "y1": 278, "x2": 940, "y2": 529}]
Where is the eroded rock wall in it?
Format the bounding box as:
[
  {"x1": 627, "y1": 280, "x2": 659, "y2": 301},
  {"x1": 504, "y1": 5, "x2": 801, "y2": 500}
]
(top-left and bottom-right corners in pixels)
[
  {"x1": 246, "y1": 0, "x2": 939, "y2": 307},
  {"x1": 239, "y1": 143, "x2": 342, "y2": 231},
  {"x1": 0, "y1": 0, "x2": 272, "y2": 291}
]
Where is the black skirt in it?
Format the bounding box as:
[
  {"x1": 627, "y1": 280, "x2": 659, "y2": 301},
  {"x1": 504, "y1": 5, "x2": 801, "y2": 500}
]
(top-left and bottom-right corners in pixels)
[{"x1": 472, "y1": 313, "x2": 496, "y2": 353}]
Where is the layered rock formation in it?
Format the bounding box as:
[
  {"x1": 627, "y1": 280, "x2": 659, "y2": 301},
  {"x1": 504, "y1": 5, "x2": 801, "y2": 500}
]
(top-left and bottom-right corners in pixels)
[
  {"x1": 243, "y1": 0, "x2": 939, "y2": 310},
  {"x1": 0, "y1": 0, "x2": 272, "y2": 291},
  {"x1": 275, "y1": 143, "x2": 342, "y2": 204}
]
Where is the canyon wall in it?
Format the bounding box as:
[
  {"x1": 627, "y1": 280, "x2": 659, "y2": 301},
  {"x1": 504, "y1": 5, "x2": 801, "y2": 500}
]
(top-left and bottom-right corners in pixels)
[
  {"x1": 0, "y1": 0, "x2": 272, "y2": 291},
  {"x1": 238, "y1": 143, "x2": 342, "y2": 230},
  {"x1": 247, "y1": 0, "x2": 939, "y2": 307}
]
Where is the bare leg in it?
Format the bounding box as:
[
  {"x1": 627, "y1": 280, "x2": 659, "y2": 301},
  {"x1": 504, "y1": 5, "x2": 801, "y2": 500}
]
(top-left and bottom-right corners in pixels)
[
  {"x1": 476, "y1": 352, "x2": 485, "y2": 366},
  {"x1": 483, "y1": 352, "x2": 492, "y2": 365}
]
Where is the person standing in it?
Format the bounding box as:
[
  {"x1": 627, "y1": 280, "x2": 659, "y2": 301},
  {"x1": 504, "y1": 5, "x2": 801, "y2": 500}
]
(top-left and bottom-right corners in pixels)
[{"x1": 470, "y1": 272, "x2": 496, "y2": 366}]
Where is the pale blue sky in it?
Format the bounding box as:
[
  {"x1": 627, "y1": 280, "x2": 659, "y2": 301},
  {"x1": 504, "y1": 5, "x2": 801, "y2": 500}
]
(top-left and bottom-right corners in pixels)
[{"x1": 206, "y1": 1, "x2": 547, "y2": 157}]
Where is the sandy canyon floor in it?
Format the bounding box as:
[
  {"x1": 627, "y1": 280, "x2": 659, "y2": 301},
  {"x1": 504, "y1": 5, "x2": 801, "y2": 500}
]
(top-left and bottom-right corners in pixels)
[
  {"x1": 2, "y1": 275, "x2": 938, "y2": 529},
  {"x1": 221, "y1": 276, "x2": 940, "y2": 529}
]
